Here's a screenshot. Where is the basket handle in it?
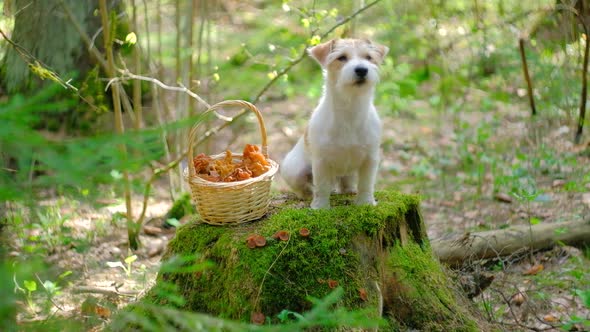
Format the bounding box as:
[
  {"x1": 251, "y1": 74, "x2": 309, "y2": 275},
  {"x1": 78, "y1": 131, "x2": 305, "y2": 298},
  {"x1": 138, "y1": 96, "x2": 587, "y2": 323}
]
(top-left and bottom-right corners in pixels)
[{"x1": 188, "y1": 100, "x2": 268, "y2": 177}]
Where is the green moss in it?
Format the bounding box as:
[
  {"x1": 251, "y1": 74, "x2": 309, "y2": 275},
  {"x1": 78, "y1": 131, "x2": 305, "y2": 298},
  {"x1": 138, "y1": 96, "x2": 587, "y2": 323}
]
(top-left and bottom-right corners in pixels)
[
  {"x1": 140, "y1": 189, "x2": 485, "y2": 330},
  {"x1": 166, "y1": 193, "x2": 196, "y2": 221},
  {"x1": 385, "y1": 242, "x2": 481, "y2": 331}
]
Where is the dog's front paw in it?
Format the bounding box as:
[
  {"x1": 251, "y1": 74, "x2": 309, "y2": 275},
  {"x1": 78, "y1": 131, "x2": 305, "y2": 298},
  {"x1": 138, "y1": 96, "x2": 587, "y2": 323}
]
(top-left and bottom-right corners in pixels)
[
  {"x1": 355, "y1": 195, "x2": 376, "y2": 206},
  {"x1": 311, "y1": 197, "x2": 330, "y2": 209}
]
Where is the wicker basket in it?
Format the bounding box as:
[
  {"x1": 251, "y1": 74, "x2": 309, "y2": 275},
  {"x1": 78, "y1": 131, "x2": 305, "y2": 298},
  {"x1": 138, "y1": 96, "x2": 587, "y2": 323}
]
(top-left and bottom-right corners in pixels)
[{"x1": 186, "y1": 100, "x2": 279, "y2": 225}]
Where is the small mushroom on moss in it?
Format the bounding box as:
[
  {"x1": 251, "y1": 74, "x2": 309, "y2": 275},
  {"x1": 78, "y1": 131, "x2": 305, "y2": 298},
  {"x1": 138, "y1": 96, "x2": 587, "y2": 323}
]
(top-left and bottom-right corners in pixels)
[
  {"x1": 327, "y1": 279, "x2": 338, "y2": 289},
  {"x1": 246, "y1": 238, "x2": 257, "y2": 249},
  {"x1": 359, "y1": 288, "x2": 368, "y2": 301},
  {"x1": 299, "y1": 227, "x2": 310, "y2": 237},
  {"x1": 246, "y1": 234, "x2": 258, "y2": 249},
  {"x1": 254, "y1": 235, "x2": 267, "y2": 247},
  {"x1": 251, "y1": 311, "x2": 265, "y2": 325},
  {"x1": 272, "y1": 230, "x2": 289, "y2": 241}
]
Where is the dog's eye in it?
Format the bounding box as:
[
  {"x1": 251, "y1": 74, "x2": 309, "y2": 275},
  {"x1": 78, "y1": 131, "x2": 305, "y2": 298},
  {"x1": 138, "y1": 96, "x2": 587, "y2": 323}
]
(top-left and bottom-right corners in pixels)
[
  {"x1": 365, "y1": 55, "x2": 373, "y2": 61},
  {"x1": 337, "y1": 55, "x2": 348, "y2": 62}
]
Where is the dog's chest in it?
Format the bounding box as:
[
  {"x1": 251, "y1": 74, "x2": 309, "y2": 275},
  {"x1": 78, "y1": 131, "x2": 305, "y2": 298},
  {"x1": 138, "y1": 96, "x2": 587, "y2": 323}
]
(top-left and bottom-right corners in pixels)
[{"x1": 313, "y1": 117, "x2": 379, "y2": 173}]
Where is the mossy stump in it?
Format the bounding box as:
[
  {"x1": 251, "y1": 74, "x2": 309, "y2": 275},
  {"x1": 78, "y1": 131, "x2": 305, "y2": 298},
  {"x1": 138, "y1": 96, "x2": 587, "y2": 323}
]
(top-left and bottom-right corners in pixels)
[{"x1": 149, "y1": 190, "x2": 486, "y2": 331}]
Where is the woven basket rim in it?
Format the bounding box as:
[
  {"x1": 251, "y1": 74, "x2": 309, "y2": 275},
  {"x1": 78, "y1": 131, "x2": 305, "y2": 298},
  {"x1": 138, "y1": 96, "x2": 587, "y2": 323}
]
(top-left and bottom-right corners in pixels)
[
  {"x1": 186, "y1": 100, "x2": 278, "y2": 191},
  {"x1": 186, "y1": 157, "x2": 279, "y2": 188}
]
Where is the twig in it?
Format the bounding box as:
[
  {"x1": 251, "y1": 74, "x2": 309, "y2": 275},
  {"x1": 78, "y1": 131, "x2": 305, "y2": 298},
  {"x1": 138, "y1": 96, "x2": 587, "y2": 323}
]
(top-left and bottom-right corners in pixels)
[
  {"x1": 106, "y1": 70, "x2": 208, "y2": 109},
  {"x1": 254, "y1": 234, "x2": 291, "y2": 309},
  {"x1": 519, "y1": 38, "x2": 537, "y2": 116},
  {"x1": 34, "y1": 273, "x2": 65, "y2": 312},
  {"x1": 575, "y1": 15, "x2": 589, "y2": 143},
  {"x1": 107, "y1": 70, "x2": 238, "y2": 122},
  {"x1": 72, "y1": 286, "x2": 137, "y2": 297},
  {"x1": 374, "y1": 280, "x2": 383, "y2": 318}
]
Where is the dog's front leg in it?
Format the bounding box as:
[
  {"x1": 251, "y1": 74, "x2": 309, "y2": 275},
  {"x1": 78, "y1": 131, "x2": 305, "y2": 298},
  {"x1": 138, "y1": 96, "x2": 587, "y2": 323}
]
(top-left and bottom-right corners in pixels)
[
  {"x1": 355, "y1": 156, "x2": 378, "y2": 206},
  {"x1": 311, "y1": 159, "x2": 333, "y2": 209}
]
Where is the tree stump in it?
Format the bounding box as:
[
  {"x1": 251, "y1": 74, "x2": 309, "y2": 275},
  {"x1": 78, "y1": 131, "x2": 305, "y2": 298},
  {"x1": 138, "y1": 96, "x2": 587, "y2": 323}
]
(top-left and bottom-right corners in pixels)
[{"x1": 138, "y1": 190, "x2": 488, "y2": 331}]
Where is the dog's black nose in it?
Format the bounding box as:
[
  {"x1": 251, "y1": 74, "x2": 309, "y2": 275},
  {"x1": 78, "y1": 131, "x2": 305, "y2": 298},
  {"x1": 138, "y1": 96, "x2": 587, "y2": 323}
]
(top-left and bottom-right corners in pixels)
[{"x1": 355, "y1": 67, "x2": 368, "y2": 78}]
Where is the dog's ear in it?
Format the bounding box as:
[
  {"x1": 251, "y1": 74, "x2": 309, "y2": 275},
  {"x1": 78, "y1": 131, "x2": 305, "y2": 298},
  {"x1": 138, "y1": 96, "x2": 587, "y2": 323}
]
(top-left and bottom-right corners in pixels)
[
  {"x1": 308, "y1": 40, "x2": 335, "y2": 66},
  {"x1": 374, "y1": 43, "x2": 389, "y2": 62},
  {"x1": 364, "y1": 39, "x2": 389, "y2": 63}
]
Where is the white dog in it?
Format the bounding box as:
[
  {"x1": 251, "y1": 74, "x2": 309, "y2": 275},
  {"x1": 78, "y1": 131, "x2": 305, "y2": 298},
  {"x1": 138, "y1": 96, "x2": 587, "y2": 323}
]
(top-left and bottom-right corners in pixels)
[{"x1": 280, "y1": 38, "x2": 389, "y2": 209}]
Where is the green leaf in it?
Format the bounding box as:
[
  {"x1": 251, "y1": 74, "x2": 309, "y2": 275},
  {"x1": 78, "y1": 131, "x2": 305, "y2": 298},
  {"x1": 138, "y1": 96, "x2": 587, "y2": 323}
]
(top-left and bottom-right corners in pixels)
[
  {"x1": 166, "y1": 218, "x2": 180, "y2": 227},
  {"x1": 125, "y1": 32, "x2": 137, "y2": 45},
  {"x1": 43, "y1": 280, "x2": 60, "y2": 294},
  {"x1": 529, "y1": 217, "x2": 540, "y2": 225},
  {"x1": 125, "y1": 255, "x2": 138, "y2": 264},
  {"x1": 576, "y1": 289, "x2": 590, "y2": 308},
  {"x1": 301, "y1": 18, "x2": 310, "y2": 28},
  {"x1": 24, "y1": 280, "x2": 37, "y2": 292},
  {"x1": 309, "y1": 35, "x2": 321, "y2": 46},
  {"x1": 110, "y1": 170, "x2": 123, "y2": 180}
]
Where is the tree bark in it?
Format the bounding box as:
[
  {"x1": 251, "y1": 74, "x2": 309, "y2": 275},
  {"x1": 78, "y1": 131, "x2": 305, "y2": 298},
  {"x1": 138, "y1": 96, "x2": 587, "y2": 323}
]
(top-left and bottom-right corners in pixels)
[{"x1": 0, "y1": 0, "x2": 117, "y2": 92}]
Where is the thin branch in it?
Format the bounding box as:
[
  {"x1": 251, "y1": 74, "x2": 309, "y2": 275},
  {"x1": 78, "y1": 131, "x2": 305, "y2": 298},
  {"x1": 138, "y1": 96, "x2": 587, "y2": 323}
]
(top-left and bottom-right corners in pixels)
[
  {"x1": 575, "y1": 16, "x2": 589, "y2": 143},
  {"x1": 106, "y1": 70, "x2": 208, "y2": 109},
  {"x1": 72, "y1": 286, "x2": 137, "y2": 297},
  {"x1": 519, "y1": 38, "x2": 537, "y2": 116},
  {"x1": 34, "y1": 273, "x2": 65, "y2": 312},
  {"x1": 254, "y1": 234, "x2": 291, "y2": 310}
]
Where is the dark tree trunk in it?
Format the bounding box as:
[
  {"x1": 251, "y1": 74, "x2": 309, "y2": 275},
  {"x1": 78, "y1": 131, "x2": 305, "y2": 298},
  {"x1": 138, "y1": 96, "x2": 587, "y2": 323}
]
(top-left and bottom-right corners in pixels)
[{"x1": 1, "y1": 0, "x2": 103, "y2": 93}]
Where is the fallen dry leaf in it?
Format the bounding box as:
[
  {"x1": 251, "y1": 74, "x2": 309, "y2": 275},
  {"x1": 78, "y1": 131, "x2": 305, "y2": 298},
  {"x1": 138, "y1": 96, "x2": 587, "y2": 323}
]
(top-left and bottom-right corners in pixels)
[
  {"x1": 510, "y1": 292, "x2": 526, "y2": 306},
  {"x1": 523, "y1": 264, "x2": 544, "y2": 276},
  {"x1": 95, "y1": 305, "x2": 111, "y2": 319},
  {"x1": 251, "y1": 311, "x2": 265, "y2": 325},
  {"x1": 143, "y1": 225, "x2": 163, "y2": 236},
  {"x1": 494, "y1": 193, "x2": 513, "y2": 203},
  {"x1": 543, "y1": 314, "x2": 559, "y2": 323},
  {"x1": 327, "y1": 279, "x2": 338, "y2": 289}
]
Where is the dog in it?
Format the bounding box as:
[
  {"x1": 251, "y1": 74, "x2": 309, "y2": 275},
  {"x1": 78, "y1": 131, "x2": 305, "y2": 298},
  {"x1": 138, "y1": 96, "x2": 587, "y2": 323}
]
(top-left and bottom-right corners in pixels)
[{"x1": 280, "y1": 38, "x2": 389, "y2": 209}]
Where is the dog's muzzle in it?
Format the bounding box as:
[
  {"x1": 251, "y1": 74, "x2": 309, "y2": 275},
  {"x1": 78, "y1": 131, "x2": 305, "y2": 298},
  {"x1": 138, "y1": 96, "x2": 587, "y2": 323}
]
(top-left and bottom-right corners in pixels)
[{"x1": 354, "y1": 66, "x2": 368, "y2": 85}]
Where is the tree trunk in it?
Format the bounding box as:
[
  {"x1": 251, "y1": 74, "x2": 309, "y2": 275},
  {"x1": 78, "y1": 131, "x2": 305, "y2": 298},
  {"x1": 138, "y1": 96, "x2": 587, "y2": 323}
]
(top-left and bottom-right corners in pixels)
[
  {"x1": 432, "y1": 220, "x2": 590, "y2": 266},
  {"x1": 124, "y1": 191, "x2": 492, "y2": 331},
  {"x1": 1, "y1": 0, "x2": 100, "y2": 92}
]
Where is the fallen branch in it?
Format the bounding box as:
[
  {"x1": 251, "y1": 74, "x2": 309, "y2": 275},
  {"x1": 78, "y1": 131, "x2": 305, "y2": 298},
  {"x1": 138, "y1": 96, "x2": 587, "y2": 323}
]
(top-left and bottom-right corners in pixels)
[
  {"x1": 431, "y1": 220, "x2": 590, "y2": 266},
  {"x1": 72, "y1": 286, "x2": 137, "y2": 297}
]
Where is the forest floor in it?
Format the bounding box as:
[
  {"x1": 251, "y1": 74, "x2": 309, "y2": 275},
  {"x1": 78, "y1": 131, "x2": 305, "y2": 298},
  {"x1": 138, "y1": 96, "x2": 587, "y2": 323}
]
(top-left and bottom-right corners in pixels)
[{"x1": 11, "y1": 94, "x2": 590, "y2": 331}]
